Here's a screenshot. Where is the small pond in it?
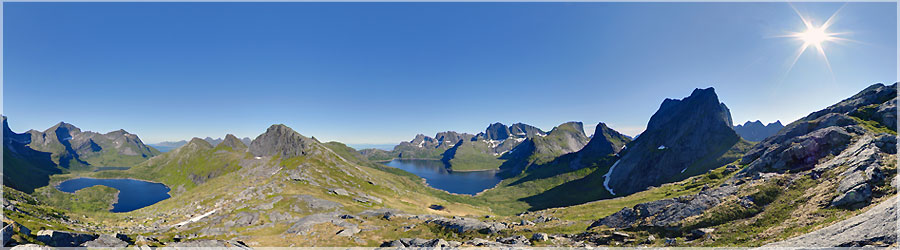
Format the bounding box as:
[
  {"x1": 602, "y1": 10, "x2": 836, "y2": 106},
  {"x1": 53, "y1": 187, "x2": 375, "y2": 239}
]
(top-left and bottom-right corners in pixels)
[{"x1": 56, "y1": 178, "x2": 171, "y2": 213}]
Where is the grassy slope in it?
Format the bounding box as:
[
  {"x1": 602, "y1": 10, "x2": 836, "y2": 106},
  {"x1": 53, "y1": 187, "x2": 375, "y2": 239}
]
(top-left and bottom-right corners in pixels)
[
  {"x1": 3, "y1": 147, "x2": 61, "y2": 194},
  {"x1": 526, "y1": 123, "x2": 586, "y2": 165},
  {"x1": 91, "y1": 142, "x2": 248, "y2": 192},
  {"x1": 446, "y1": 141, "x2": 506, "y2": 171},
  {"x1": 81, "y1": 147, "x2": 160, "y2": 168}
]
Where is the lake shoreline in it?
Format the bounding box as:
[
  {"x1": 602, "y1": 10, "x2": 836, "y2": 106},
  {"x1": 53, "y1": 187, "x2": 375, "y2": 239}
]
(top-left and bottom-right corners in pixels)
[
  {"x1": 381, "y1": 159, "x2": 502, "y2": 195},
  {"x1": 55, "y1": 177, "x2": 172, "y2": 213}
]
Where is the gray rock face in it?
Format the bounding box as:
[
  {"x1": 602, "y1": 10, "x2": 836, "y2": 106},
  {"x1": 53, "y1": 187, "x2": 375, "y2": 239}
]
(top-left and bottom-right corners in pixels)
[
  {"x1": 532, "y1": 232, "x2": 549, "y2": 242},
  {"x1": 591, "y1": 186, "x2": 738, "y2": 229},
  {"x1": 295, "y1": 194, "x2": 343, "y2": 211},
  {"x1": 82, "y1": 234, "x2": 128, "y2": 247},
  {"x1": 465, "y1": 238, "x2": 505, "y2": 247},
  {"x1": 607, "y1": 87, "x2": 741, "y2": 196},
  {"x1": 831, "y1": 184, "x2": 873, "y2": 207},
  {"x1": 734, "y1": 120, "x2": 784, "y2": 142},
  {"x1": 875, "y1": 97, "x2": 897, "y2": 130},
  {"x1": 10, "y1": 244, "x2": 53, "y2": 250},
  {"x1": 485, "y1": 123, "x2": 512, "y2": 141},
  {"x1": 498, "y1": 235, "x2": 531, "y2": 246},
  {"x1": 249, "y1": 124, "x2": 319, "y2": 158},
  {"x1": 594, "y1": 207, "x2": 637, "y2": 229},
  {"x1": 823, "y1": 135, "x2": 887, "y2": 207},
  {"x1": 434, "y1": 131, "x2": 475, "y2": 147},
  {"x1": 426, "y1": 217, "x2": 507, "y2": 234},
  {"x1": 35, "y1": 230, "x2": 97, "y2": 247},
  {"x1": 285, "y1": 212, "x2": 358, "y2": 236},
  {"x1": 166, "y1": 239, "x2": 250, "y2": 248},
  {"x1": 358, "y1": 208, "x2": 403, "y2": 220},
  {"x1": 510, "y1": 123, "x2": 546, "y2": 138},
  {"x1": 231, "y1": 211, "x2": 260, "y2": 226},
  {"x1": 766, "y1": 196, "x2": 897, "y2": 247}
]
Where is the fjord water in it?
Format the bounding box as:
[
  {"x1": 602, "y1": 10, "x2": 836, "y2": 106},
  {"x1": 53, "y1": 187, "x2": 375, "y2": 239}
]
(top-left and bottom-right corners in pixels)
[
  {"x1": 382, "y1": 159, "x2": 501, "y2": 195},
  {"x1": 56, "y1": 178, "x2": 171, "y2": 213}
]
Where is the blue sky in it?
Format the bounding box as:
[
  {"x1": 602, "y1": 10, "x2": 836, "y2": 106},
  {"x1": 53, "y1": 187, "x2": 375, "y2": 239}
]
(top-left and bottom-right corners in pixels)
[{"x1": 3, "y1": 2, "x2": 896, "y2": 144}]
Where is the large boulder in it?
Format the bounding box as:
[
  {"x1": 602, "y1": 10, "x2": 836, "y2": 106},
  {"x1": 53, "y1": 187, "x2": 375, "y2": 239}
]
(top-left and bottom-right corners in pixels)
[
  {"x1": 426, "y1": 217, "x2": 507, "y2": 234},
  {"x1": 34, "y1": 230, "x2": 96, "y2": 247},
  {"x1": 82, "y1": 234, "x2": 129, "y2": 247}
]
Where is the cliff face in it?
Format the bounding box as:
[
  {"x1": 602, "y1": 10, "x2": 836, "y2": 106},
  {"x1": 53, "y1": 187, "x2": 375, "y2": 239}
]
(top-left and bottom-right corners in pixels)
[{"x1": 606, "y1": 87, "x2": 741, "y2": 196}]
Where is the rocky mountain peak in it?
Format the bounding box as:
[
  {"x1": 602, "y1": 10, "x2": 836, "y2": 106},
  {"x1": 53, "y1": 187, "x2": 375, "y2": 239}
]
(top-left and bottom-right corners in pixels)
[
  {"x1": 510, "y1": 123, "x2": 545, "y2": 138},
  {"x1": 579, "y1": 122, "x2": 630, "y2": 157},
  {"x1": 186, "y1": 137, "x2": 214, "y2": 150},
  {"x1": 249, "y1": 124, "x2": 318, "y2": 158},
  {"x1": 606, "y1": 87, "x2": 742, "y2": 196},
  {"x1": 434, "y1": 131, "x2": 473, "y2": 147},
  {"x1": 648, "y1": 87, "x2": 732, "y2": 131},
  {"x1": 221, "y1": 134, "x2": 248, "y2": 150},
  {"x1": 47, "y1": 122, "x2": 81, "y2": 136},
  {"x1": 552, "y1": 122, "x2": 585, "y2": 136},
  {"x1": 485, "y1": 122, "x2": 511, "y2": 141},
  {"x1": 523, "y1": 121, "x2": 590, "y2": 165}
]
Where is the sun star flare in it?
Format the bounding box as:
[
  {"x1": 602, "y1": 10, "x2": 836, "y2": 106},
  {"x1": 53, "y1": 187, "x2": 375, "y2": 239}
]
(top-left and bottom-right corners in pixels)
[{"x1": 782, "y1": 4, "x2": 849, "y2": 81}]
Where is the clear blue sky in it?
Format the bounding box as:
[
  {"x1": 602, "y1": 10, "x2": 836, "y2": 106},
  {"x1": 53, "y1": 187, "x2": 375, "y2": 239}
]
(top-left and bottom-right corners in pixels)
[{"x1": 3, "y1": 2, "x2": 896, "y2": 144}]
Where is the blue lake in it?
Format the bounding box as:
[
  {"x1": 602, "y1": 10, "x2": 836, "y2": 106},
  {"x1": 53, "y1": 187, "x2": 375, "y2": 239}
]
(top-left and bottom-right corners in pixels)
[
  {"x1": 56, "y1": 178, "x2": 171, "y2": 213},
  {"x1": 382, "y1": 159, "x2": 502, "y2": 195}
]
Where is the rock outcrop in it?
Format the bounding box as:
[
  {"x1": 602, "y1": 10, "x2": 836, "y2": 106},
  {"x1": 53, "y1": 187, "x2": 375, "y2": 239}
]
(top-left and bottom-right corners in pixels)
[
  {"x1": 166, "y1": 239, "x2": 250, "y2": 248},
  {"x1": 766, "y1": 196, "x2": 897, "y2": 247},
  {"x1": 82, "y1": 234, "x2": 129, "y2": 247},
  {"x1": 590, "y1": 185, "x2": 738, "y2": 229},
  {"x1": 814, "y1": 134, "x2": 893, "y2": 207},
  {"x1": 35, "y1": 230, "x2": 96, "y2": 247},
  {"x1": 740, "y1": 83, "x2": 897, "y2": 176},
  {"x1": 426, "y1": 216, "x2": 507, "y2": 234}
]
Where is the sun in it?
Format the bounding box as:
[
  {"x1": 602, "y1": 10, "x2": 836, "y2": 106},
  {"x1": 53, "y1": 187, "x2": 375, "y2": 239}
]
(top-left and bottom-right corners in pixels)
[
  {"x1": 796, "y1": 26, "x2": 834, "y2": 46},
  {"x1": 781, "y1": 4, "x2": 851, "y2": 81}
]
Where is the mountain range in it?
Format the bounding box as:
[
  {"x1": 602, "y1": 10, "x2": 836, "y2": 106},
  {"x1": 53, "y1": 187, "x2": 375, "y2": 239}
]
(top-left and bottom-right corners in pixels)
[
  {"x1": 2, "y1": 83, "x2": 896, "y2": 248},
  {"x1": 733, "y1": 120, "x2": 785, "y2": 141},
  {"x1": 3, "y1": 118, "x2": 159, "y2": 192},
  {"x1": 150, "y1": 137, "x2": 252, "y2": 152}
]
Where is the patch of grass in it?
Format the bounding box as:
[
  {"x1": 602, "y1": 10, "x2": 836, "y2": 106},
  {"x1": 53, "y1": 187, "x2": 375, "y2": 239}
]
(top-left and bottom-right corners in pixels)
[
  {"x1": 694, "y1": 176, "x2": 817, "y2": 246},
  {"x1": 850, "y1": 116, "x2": 896, "y2": 135},
  {"x1": 849, "y1": 104, "x2": 896, "y2": 135},
  {"x1": 446, "y1": 141, "x2": 506, "y2": 171},
  {"x1": 35, "y1": 184, "x2": 120, "y2": 213}
]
